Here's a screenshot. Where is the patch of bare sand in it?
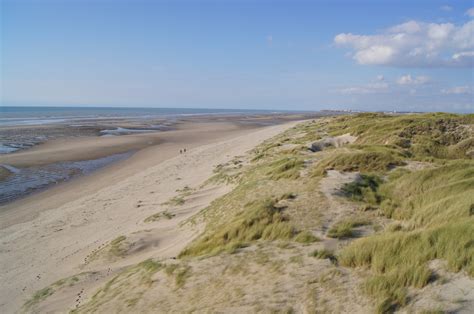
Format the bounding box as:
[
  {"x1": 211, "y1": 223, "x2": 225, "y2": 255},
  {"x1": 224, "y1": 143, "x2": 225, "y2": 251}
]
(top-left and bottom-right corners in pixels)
[
  {"x1": 405, "y1": 260, "x2": 474, "y2": 313},
  {"x1": 46, "y1": 244, "x2": 371, "y2": 313},
  {"x1": 308, "y1": 133, "x2": 357, "y2": 152},
  {"x1": 0, "y1": 121, "x2": 301, "y2": 313}
]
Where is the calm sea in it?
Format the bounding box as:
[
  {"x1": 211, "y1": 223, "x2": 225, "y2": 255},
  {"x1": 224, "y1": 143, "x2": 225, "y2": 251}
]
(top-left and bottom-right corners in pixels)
[{"x1": 0, "y1": 106, "x2": 286, "y2": 126}]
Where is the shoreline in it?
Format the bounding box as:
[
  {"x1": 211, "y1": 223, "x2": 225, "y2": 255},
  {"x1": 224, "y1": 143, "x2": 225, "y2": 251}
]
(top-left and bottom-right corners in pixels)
[
  {"x1": 0, "y1": 113, "x2": 323, "y2": 209},
  {"x1": 0, "y1": 121, "x2": 258, "y2": 227},
  {"x1": 0, "y1": 119, "x2": 302, "y2": 312}
]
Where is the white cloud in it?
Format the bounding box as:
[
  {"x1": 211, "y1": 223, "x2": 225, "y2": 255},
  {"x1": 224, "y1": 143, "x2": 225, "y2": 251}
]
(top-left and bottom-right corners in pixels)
[
  {"x1": 440, "y1": 5, "x2": 452, "y2": 12},
  {"x1": 376, "y1": 75, "x2": 385, "y2": 81},
  {"x1": 397, "y1": 74, "x2": 430, "y2": 85},
  {"x1": 334, "y1": 20, "x2": 474, "y2": 67},
  {"x1": 441, "y1": 86, "x2": 473, "y2": 94},
  {"x1": 466, "y1": 8, "x2": 474, "y2": 17}
]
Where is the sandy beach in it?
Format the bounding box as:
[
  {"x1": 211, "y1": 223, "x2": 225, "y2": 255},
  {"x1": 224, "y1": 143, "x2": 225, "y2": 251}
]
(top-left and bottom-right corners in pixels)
[{"x1": 0, "y1": 119, "x2": 301, "y2": 312}]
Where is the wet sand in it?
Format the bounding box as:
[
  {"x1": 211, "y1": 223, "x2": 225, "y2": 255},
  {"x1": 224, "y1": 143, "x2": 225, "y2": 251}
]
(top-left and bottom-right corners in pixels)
[{"x1": 0, "y1": 121, "x2": 258, "y2": 227}]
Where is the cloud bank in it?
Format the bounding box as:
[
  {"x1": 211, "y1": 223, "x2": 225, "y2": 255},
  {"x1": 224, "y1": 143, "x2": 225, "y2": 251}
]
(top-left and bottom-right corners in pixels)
[{"x1": 334, "y1": 19, "x2": 474, "y2": 67}]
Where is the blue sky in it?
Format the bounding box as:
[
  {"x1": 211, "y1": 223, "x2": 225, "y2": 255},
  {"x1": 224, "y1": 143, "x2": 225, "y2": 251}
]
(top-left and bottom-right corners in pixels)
[{"x1": 1, "y1": 0, "x2": 473, "y2": 112}]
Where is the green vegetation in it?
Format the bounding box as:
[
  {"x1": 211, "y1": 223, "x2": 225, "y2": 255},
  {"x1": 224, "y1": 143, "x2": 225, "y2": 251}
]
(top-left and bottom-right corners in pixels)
[
  {"x1": 294, "y1": 230, "x2": 320, "y2": 243},
  {"x1": 23, "y1": 272, "x2": 92, "y2": 311},
  {"x1": 265, "y1": 157, "x2": 304, "y2": 180},
  {"x1": 86, "y1": 236, "x2": 130, "y2": 263},
  {"x1": 378, "y1": 161, "x2": 474, "y2": 225},
  {"x1": 327, "y1": 218, "x2": 371, "y2": 239},
  {"x1": 109, "y1": 235, "x2": 128, "y2": 258},
  {"x1": 342, "y1": 174, "x2": 382, "y2": 205},
  {"x1": 175, "y1": 266, "x2": 191, "y2": 288},
  {"x1": 310, "y1": 249, "x2": 335, "y2": 261},
  {"x1": 144, "y1": 211, "x2": 175, "y2": 223},
  {"x1": 327, "y1": 112, "x2": 474, "y2": 160},
  {"x1": 323, "y1": 113, "x2": 474, "y2": 311},
  {"x1": 164, "y1": 196, "x2": 185, "y2": 206},
  {"x1": 176, "y1": 185, "x2": 193, "y2": 193},
  {"x1": 313, "y1": 149, "x2": 405, "y2": 176},
  {"x1": 339, "y1": 162, "x2": 474, "y2": 311},
  {"x1": 180, "y1": 198, "x2": 297, "y2": 257},
  {"x1": 180, "y1": 120, "x2": 332, "y2": 258},
  {"x1": 23, "y1": 287, "x2": 54, "y2": 311},
  {"x1": 73, "y1": 259, "x2": 163, "y2": 313},
  {"x1": 164, "y1": 263, "x2": 192, "y2": 288}
]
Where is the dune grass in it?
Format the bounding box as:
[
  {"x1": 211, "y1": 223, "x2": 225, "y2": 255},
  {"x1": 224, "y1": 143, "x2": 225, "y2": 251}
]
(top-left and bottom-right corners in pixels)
[
  {"x1": 163, "y1": 196, "x2": 185, "y2": 206},
  {"x1": 312, "y1": 150, "x2": 405, "y2": 176},
  {"x1": 327, "y1": 112, "x2": 474, "y2": 160},
  {"x1": 265, "y1": 157, "x2": 304, "y2": 180},
  {"x1": 341, "y1": 174, "x2": 382, "y2": 205},
  {"x1": 23, "y1": 272, "x2": 92, "y2": 311},
  {"x1": 72, "y1": 259, "x2": 163, "y2": 313},
  {"x1": 310, "y1": 249, "x2": 336, "y2": 261},
  {"x1": 144, "y1": 211, "x2": 175, "y2": 223},
  {"x1": 378, "y1": 161, "x2": 474, "y2": 225},
  {"x1": 327, "y1": 218, "x2": 371, "y2": 239},
  {"x1": 338, "y1": 160, "x2": 474, "y2": 311},
  {"x1": 325, "y1": 114, "x2": 474, "y2": 312},
  {"x1": 179, "y1": 198, "x2": 298, "y2": 257},
  {"x1": 86, "y1": 235, "x2": 129, "y2": 263},
  {"x1": 23, "y1": 287, "x2": 54, "y2": 311},
  {"x1": 109, "y1": 236, "x2": 128, "y2": 258},
  {"x1": 294, "y1": 230, "x2": 320, "y2": 243}
]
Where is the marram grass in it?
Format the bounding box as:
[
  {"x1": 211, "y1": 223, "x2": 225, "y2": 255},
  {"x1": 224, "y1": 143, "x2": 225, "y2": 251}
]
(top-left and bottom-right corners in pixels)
[
  {"x1": 179, "y1": 198, "x2": 298, "y2": 257},
  {"x1": 339, "y1": 161, "x2": 474, "y2": 311}
]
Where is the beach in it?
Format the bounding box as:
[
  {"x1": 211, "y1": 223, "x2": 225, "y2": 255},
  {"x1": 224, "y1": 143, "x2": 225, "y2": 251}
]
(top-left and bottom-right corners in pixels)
[
  {"x1": 0, "y1": 118, "x2": 302, "y2": 312},
  {"x1": 0, "y1": 108, "x2": 321, "y2": 205}
]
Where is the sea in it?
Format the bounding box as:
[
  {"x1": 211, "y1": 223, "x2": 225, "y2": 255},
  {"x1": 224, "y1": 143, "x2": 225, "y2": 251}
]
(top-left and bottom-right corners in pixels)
[
  {"x1": 0, "y1": 106, "x2": 301, "y2": 204},
  {"x1": 0, "y1": 106, "x2": 285, "y2": 127}
]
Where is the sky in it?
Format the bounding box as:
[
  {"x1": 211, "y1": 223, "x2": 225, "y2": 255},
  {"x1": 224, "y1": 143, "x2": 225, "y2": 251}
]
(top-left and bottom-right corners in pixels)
[{"x1": 1, "y1": 0, "x2": 473, "y2": 113}]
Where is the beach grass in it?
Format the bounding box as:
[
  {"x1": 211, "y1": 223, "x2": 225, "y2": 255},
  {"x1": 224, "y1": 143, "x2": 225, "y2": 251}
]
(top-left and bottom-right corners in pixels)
[
  {"x1": 179, "y1": 197, "x2": 298, "y2": 257},
  {"x1": 294, "y1": 230, "x2": 320, "y2": 243},
  {"x1": 72, "y1": 259, "x2": 163, "y2": 312},
  {"x1": 312, "y1": 149, "x2": 405, "y2": 176},
  {"x1": 144, "y1": 211, "x2": 175, "y2": 223},
  {"x1": 327, "y1": 218, "x2": 371, "y2": 239},
  {"x1": 309, "y1": 249, "x2": 336, "y2": 261},
  {"x1": 338, "y1": 161, "x2": 474, "y2": 310}
]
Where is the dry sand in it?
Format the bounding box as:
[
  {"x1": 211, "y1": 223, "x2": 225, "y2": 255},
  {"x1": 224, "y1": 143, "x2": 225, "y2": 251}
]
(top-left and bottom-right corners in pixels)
[{"x1": 0, "y1": 120, "x2": 301, "y2": 313}]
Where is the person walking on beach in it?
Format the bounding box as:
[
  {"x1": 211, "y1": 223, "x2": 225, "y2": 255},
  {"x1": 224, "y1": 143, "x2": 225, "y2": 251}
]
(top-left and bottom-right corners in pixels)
[
  {"x1": 179, "y1": 149, "x2": 182, "y2": 154},
  {"x1": 184, "y1": 148, "x2": 187, "y2": 153}
]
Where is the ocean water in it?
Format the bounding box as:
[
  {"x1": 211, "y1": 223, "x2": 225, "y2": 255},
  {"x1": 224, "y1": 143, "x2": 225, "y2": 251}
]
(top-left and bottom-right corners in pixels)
[
  {"x1": 0, "y1": 106, "x2": 290, "y2": 153},
  {"x1": 0, "y1": 106, "x2": 284, "y2": 126},
  {"x1": 0, "y1": 106, "x2": 303, "y2": 204}
]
